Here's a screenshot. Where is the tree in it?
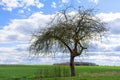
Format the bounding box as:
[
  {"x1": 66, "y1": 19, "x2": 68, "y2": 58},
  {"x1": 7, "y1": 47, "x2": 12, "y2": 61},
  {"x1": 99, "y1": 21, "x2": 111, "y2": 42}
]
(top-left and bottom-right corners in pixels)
[{"x1": 30, "y1": 6, "x2": 108, "y2": 76}]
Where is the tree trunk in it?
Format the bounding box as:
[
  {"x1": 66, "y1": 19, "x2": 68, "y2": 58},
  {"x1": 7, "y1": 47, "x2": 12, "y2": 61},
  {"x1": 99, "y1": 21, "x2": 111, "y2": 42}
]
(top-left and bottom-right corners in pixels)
[{"x1": 70, "y1": 55, "x2": 76, "y2": 76}]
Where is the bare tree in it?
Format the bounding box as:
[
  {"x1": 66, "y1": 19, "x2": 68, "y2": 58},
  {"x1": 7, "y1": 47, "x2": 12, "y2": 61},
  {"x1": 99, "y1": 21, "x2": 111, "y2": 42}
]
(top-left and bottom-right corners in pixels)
[{"x1": 30, "y1": 6, "x2": 108, "y2": 76}]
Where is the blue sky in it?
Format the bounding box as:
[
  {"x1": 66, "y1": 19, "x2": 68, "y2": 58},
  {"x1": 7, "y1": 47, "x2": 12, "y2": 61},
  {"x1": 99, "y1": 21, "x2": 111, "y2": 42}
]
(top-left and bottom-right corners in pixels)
[{"x1": 0, "y1": 0, "x2": 120, "y2": 66}]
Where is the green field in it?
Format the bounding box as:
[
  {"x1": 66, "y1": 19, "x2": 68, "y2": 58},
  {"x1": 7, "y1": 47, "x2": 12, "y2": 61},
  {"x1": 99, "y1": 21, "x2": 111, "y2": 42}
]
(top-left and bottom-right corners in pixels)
[{"x1": 0, "y1": 65, "x2": 120, "y2": 80}]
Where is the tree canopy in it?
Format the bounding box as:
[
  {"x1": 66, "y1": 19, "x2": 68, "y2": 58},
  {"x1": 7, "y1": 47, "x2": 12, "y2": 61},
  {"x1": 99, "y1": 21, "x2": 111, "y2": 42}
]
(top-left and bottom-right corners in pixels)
[{"x1": 30, "y1": 6, "x2": 108, "y2": 76}]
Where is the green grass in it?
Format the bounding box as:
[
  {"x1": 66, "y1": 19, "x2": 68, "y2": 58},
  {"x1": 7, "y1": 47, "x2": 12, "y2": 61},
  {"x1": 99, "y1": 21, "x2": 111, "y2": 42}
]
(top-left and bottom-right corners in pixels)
[{"x1": 0, "y1": 65, "x2": 119, "y2": 80}]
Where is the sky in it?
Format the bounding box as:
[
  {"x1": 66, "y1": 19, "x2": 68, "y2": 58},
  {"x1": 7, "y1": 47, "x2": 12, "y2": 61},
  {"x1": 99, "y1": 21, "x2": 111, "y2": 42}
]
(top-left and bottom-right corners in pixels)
[{"x1": 0, "y1": 0, "x2": 120, "y2": 66}]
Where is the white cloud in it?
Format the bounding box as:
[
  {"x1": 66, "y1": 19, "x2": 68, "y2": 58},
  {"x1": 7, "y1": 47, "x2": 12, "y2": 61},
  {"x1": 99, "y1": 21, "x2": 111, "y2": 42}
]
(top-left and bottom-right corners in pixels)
[
  {"x1": 0, "y1": 0, "x2": 19, "y2": 11},
  {"x1": 77, "y1": 0, "x2": 81, "y2": 3},
  {"x1": 85, "y1": 52, "x2": 120, "y2": 66},
  {"x1": 0, "y1": 12, "x2": 51, "y2": 42},
  {"x1": 0, "y1": 11, "x2": 53, "y2": 64},
  {"x1": 96, "y1": 12, "x2": 120, "y2": 22},
  {"x1": 108, "y1": 19, "x2": 120, "y2": 34},
  {"x1": 62, "y1": 0, "x2": 70, "y2": 3},
  {"x1": 89, "y1": 0, "x2": 99, "y2": 4},
  {"x1": 0, "y1": 44, "x2": 56, "y2": 64},
  {"x1": 1, "y1": 11, "x2": 120, "y2": 65},
  {"x1": 73, "y1": 12, "x2": 120, "y2": 56},
  {"x1": 0, "y1": 43, "x2": 120, "y2": 65},
  {"x1": 97, "y1": 12, "x2": 120, "y2": 35},
  {"x1": 51, "y1": 2, "x2": 56, "y2": 8},
  {"x1": 0, "y1": 47, "x2": 16, "y2": 53},
  {"x1": 18, "y1": 10, "x2": 24, "y2": 14},
  {"x1": 87, "y1": 12, "x2": 120, "y2": 55},
  {"x1": 0, "y1": 0, "x2": 44, "y2": 11}
]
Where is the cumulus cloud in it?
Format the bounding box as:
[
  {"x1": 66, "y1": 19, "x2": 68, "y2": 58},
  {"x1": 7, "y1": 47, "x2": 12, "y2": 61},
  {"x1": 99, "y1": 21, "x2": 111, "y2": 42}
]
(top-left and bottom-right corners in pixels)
[
  {"x1": 0, "y1": 11, "x2": 120, "y2": 65},
  {"x1": 0, "y1": 0, "x2": 44, "y2": 11},
  {"x1": 0, "y1": 42, "x2": 30, "y2": 64},
  {"x1": 62, "y1": 0, "x2": 70, "y2": 3},
  {"x1": 114, "y1": 46, "x2": 120, "y2": 51},
  {"x1": 97, "y1": 12, "x2": 120, "y2": 35},
  {"x1": 0, "y1": 44, "x2": 58, "y2": 64},
  {"x1": 96, "y1": 12, "x2": 120, "y2": 22},
  {"x1": 18, "y1": 10, "x2": 24, "y2": 14},
  {"x1": 88, "y1": 34, "x2": 120, "y2": 53},
  {"x1": 89, "y1": 0, "x2": 99, "y2": 4},
  {"x1": 51, "y1": 2, "x2": 56, "y2": 8},
  {"x1": 86, "y1": 12, "x2": 120, "y2": 54},
  {"x1": 77, "y1": 0, "x2": 81, "y2": 3},
  {"x1": 0, "y1": 11, "x2": 53, "y2": 64},
  {"x1": 0, "y1": 12, "x2": 51, "y2": 42},
  {"x1": 108, "y1": 19, "x2": 120, "y2": 34},
  {"x1": 75, "y1": 52, "x2": 120, "y2": 66},
  {"x1": 0, "y1": 43, "x2": 120, "y2": 65}
]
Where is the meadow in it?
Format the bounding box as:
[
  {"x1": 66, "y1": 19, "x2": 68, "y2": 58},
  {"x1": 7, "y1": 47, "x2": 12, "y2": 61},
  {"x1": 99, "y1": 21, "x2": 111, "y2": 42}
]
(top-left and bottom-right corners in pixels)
[{"x1": 0, "y1": 65, "x2": 120, "y2": 80}]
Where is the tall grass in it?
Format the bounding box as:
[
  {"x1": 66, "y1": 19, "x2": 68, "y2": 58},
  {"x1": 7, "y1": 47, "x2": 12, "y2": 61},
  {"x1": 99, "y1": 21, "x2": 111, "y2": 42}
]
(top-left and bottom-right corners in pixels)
[{"x1": 34, "y1": 65, "x2": 71, "y2": 79}]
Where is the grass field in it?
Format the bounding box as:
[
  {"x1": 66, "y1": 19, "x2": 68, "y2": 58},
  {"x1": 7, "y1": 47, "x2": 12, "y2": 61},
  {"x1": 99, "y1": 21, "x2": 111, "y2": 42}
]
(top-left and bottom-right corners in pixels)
[{"x1": 0, "y1": 65, "x2": 120, "y2": 80}]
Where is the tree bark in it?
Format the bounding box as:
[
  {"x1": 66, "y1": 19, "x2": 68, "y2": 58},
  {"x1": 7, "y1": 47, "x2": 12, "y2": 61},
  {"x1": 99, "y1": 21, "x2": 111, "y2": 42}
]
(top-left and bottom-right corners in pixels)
[{"x1": 70, "y1": 55, "x2": 76, "y2": 76}]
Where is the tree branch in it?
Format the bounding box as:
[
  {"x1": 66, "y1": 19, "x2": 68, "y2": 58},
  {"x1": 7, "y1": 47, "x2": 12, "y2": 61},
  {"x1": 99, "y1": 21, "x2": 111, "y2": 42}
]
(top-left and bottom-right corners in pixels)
[
  {"x1": 78, "y1": 41, "x2": 87, "y2": 49},
  {"x1": 54, "y1": 36, "x2": 72, "y2": 53}
]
